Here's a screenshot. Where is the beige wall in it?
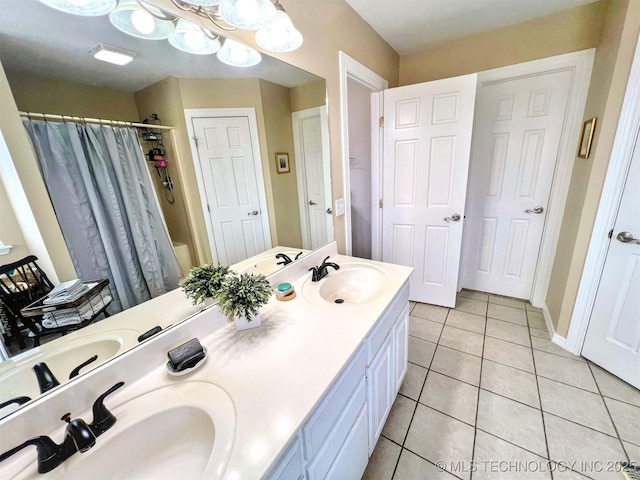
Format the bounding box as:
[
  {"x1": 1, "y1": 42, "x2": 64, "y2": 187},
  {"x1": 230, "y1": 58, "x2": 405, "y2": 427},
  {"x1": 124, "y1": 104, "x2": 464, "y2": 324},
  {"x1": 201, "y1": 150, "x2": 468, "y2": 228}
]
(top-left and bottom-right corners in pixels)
[
  {"x1": 259, "y1": 80, "x2": 303, "y2": 249},
  {"x1": 6, "y1": 71, "x2": 139, "y2": 120},
  {"x1": 399, "y1": 1, "x2": 605, "y2": 85},
  {"x1": 0, "y1": 179, "x2": 30, "y2": 263},
  {"x1": 0, "y1": 62, "x2": 75, "y2": 281},
  {"x1": 146, "y1": 0, "x2": 400, "y2": 255},
  {"x1": 290, "y1": 80, "x2": 327, "y2": 112},
  {"x1": 547, "y1": 0, "x2": 640, "y2": 336}
]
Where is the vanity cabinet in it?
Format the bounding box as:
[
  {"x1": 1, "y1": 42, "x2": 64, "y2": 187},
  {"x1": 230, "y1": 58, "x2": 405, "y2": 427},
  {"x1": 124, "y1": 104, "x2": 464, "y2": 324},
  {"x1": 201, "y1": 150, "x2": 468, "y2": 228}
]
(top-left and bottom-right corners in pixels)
[{"x1": 267, "y1": 282, "x2": 409, "y2": 480}]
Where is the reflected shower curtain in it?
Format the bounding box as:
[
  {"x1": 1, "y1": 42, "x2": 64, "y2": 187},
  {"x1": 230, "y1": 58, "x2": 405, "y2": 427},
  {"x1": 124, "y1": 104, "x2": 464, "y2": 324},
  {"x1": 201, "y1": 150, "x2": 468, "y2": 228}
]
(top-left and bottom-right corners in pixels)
[{"x1": 23, "y1": 119, "x2": 181, "y2": 312}]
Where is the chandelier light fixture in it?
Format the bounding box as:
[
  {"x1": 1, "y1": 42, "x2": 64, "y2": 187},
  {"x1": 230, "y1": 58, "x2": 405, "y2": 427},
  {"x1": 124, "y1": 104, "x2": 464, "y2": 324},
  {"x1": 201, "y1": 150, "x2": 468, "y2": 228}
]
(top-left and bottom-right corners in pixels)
[{"x1": 36, "y1": 0, "x2": 303, "y2": 67}]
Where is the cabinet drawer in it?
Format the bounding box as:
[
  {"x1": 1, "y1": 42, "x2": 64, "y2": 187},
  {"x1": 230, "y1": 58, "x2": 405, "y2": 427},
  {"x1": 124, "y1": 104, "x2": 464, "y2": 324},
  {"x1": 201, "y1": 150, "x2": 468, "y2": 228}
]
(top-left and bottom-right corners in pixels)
[
  {"x1": 265, "y1": 434, "x2": 305, "y2": 480},
  {"x1": 306, "y1": 378, "x2": 366, "y2": 480},
  {"x1": 303, "y1": 346, "x2": 365, "y2": 460},
  {"x1": 366, "y1": 282, "x2": 410, "y2": 362},
  {"x1": 326, "y1": 404, "x2": 368, "y2": 480}
]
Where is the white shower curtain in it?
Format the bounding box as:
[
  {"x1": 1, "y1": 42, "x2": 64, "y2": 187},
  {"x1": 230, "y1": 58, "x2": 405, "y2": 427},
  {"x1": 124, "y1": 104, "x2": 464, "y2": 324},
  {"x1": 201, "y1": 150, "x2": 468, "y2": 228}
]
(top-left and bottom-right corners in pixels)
[{"x1": 23, "y1": 119, "x2": 182, "y2": 312}]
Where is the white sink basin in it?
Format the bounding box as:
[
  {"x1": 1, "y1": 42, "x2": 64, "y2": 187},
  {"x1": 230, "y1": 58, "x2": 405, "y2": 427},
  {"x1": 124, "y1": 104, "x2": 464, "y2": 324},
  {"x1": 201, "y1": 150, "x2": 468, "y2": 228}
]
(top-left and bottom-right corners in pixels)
[
  {"x1": 302, "y1": 262, "x2": 389, "y2": 306},
  {"x1": 0, "y1": 330, "x2": 138, "y2": 417},
  {"x1": 12, "y1": 382, "x2": 235, "y2": 479}
]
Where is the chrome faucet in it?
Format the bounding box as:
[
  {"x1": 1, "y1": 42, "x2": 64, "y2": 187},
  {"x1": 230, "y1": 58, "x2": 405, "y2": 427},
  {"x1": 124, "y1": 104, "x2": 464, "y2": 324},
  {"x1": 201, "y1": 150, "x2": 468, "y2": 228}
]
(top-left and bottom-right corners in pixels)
[
  {"x1": 0, "y1": 381, "x2": 124, "y2": 474},
  {"x1": 309, "y1": 256, "x2": 340, "y2": 282}
]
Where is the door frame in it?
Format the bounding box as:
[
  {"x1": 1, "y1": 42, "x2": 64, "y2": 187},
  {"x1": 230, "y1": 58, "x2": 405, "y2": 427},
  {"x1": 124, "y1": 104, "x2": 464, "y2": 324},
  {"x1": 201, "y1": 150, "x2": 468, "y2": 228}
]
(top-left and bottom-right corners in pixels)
[
  {"x1": 461, "y1": 49, "x2": 595, "y2": 307},
  {"x1": 292, "y1": 106, "x2": 332, "y2": 250},
  {"x1": 567, "y1": 35, "x2": 640, "y2": 355},
  {"x1": 339, "y1": 51, "x2": 388, "y2": 257},
  {"x1": 184, "y1": 107, "x2": 272, "y2": 264}
]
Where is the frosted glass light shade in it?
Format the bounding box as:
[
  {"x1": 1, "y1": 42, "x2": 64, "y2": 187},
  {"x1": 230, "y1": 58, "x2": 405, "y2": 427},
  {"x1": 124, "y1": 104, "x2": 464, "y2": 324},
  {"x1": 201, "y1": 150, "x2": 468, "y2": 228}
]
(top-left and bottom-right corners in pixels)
[
  {"x1": 37, "y1": 0, "x2": 116, "y2": 16},
  {"x1": 217, "y1": 38, "x2": 262, "y2": 67},
  {"x1": 169, "y1": 19, "x2": 221, "y2": 55},
  {"x1": 180, "y1": 0, "x2": 226, "y2": 5},
  {"x1": 255, "y1": 10, "x2": 302, "y2": 52},
  {"x1": 219, "y1": 0, "x2": 276, "y2": 30},
  {"x1": 109, "y1": 0, "x2": 175, "y2": 40}
]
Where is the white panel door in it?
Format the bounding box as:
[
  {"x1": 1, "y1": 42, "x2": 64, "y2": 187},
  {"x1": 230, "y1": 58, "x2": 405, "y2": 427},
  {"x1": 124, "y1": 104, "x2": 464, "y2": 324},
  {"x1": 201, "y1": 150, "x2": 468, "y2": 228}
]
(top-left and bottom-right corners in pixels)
[
  {"x1": 293, "y1": 107, "x2": 333, "y2": 250},
  {"x1": 192, "y1": 116, "x2": 268, "y2": 265},
  {"x1": 582, "y1": 127, "x2": 640, "y2": 389},
  {"x1": 461, "y1": 70, "x2": 573, "y2": 298},
  {"x1": 382, "y1": 74, "x2": 477, "y2": 307}
]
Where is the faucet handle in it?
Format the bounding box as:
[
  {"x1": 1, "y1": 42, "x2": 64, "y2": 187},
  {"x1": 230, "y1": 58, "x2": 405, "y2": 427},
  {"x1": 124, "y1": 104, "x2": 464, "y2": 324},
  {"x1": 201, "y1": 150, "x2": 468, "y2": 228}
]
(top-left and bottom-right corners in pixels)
[{"x1": 89, "y1": 381, "x2": 124, "y2": 436}]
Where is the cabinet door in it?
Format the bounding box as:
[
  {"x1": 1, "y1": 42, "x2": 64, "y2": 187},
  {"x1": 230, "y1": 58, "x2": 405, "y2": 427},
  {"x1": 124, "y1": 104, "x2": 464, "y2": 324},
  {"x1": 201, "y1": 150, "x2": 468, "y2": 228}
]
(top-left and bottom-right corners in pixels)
[
  {"x1": 367, "y1": 335, "x2": 394, "y2": 455},
  {"x1": 266, "y1": 434, "x2": 305, "y2": 480},
  {"x1": 393, "y1": 305, "x2": 409, "y2": 394}
]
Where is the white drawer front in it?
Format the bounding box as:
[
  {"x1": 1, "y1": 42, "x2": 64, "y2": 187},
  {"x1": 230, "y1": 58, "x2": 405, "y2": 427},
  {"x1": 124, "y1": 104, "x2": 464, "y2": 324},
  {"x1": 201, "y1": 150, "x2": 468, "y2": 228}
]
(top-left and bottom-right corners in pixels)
[{"x1": 265, "y1": 434, "x2": 305, "y2": 480}]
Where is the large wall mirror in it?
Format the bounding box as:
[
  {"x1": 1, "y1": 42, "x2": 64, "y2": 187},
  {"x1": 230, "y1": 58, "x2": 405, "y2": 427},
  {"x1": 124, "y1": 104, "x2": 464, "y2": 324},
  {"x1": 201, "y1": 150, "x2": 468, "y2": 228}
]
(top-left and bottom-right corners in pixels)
[{"x1": 0, "y1": 0, "x2": 333, "y2": 417}]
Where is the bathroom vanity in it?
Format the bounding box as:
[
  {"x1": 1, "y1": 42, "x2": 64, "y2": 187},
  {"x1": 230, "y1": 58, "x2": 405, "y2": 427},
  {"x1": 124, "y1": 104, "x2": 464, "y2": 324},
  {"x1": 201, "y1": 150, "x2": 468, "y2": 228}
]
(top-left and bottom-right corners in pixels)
[{"x1": 0, "y1": 243, "x2": 412, "y2": 479}]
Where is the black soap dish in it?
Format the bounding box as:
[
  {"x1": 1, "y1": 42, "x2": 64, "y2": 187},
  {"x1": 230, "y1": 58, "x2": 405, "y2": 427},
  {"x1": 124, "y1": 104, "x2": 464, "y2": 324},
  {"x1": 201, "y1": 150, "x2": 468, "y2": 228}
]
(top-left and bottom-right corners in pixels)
[{"x1": 166, "y1": 338, "x2": 207, "y2": 376}]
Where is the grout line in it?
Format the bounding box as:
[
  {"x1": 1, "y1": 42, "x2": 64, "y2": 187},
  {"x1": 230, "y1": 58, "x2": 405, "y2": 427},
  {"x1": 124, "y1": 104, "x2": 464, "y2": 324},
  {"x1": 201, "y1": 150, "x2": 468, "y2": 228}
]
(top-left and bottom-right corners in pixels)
[
  {"x1": 585, "y1": 362, "x2": 631, "y2": 464},
  {"x1": 529, "y1": 323, "x2": 553, "y2": 478},
  {"x1": 399, "y1": 445, "x2": 466, "y2": 480},
  {"x1": 477, "y1": 428, "x2": 550, "y2": 460},
  {"x1": 469, "y1": 308, "x2": 488, "y2": 480},
  {"x1": 543, "y1": 411, "x2": 628, "y2": 443}
]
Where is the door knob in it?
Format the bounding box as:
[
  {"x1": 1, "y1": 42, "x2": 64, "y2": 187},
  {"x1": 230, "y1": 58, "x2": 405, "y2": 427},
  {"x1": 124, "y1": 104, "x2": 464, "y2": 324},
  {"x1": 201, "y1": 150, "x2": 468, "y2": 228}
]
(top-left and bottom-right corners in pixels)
[
  {"x1": 308, "y1": 200, "x2": 317, "y2": 206},
  {"x1": 444, "y1": 213, "x2": 461, "y2": 222},
  {"x1": 616, "y1": 231, "x2": 640, "y2": 244},
  {"x1": 326, "y1": 208, "x2": 333, "y2": 215},
  {"x1": 247, "y1": 210, "x2": 259, "y2": 216},
  {"x1": 525, "y1": 206, "x2": 544, "y2": 214}
]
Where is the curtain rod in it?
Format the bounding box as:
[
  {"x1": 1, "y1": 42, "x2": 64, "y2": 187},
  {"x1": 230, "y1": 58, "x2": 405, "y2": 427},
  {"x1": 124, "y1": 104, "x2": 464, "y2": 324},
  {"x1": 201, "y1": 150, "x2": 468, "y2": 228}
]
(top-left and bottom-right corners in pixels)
[{"x1": 18, "y1": 111, "x2": 174, "y2": 130}]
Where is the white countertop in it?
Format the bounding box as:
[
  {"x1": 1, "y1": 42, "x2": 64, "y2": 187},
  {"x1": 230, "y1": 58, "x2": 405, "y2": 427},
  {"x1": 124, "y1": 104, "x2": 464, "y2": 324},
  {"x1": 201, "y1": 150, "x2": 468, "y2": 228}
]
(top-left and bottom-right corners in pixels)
[{"x1": 0, "y1": 246, "x2": 412, "y2": 479}]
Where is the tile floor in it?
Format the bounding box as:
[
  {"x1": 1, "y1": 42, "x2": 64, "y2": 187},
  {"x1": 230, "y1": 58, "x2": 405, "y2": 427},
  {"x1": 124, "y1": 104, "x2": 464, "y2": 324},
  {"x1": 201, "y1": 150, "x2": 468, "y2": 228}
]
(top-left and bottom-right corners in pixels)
[{"x1": 363, "y1": 290, "x2": 640, "y2": 480}]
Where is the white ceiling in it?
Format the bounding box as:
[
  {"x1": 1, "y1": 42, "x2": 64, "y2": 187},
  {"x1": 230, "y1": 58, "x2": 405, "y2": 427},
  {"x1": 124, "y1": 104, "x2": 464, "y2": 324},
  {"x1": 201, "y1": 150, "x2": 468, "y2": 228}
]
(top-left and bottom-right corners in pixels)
[
  {"x1": 344, "y1": 0, "x2": 600, "y2": 54},
  {"x1": 0, "y1": 0, "x2": 321, "y2": 93}
]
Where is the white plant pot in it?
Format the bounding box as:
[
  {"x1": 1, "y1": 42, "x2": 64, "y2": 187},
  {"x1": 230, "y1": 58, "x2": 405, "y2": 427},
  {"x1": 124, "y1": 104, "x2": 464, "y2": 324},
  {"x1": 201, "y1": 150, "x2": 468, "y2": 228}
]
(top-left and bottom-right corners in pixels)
[{"x1": 234, "y1": 314, "x2": 262, "y2": 331}]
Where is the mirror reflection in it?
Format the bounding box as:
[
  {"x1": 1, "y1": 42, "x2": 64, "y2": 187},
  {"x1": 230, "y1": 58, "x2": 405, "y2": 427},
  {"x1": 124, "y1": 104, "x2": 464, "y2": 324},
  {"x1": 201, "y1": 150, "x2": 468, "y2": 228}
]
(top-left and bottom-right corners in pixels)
[{"x1": 0, "y1": 0, "x2": 333, "y2": 415}]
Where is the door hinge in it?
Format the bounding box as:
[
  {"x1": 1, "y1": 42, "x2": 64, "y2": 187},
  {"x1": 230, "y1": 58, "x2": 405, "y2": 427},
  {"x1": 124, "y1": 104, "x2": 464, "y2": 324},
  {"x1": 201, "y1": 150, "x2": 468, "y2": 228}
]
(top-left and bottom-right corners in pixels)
[
  {"x1": 379, "y1": 116, "x2": 384, "y2": 128},
  {"x1": 193, "y1": 135, "x2": 198, "y2": 147},
  {"x1": 207, "y1": 204, "x2": 210, "y2": 213},
  {"x1": 379, "y1": 199, "x2": 383, "y2": 209},
  {"x1": 608, "y1": 229, "x2": 613, "y2": 239}
]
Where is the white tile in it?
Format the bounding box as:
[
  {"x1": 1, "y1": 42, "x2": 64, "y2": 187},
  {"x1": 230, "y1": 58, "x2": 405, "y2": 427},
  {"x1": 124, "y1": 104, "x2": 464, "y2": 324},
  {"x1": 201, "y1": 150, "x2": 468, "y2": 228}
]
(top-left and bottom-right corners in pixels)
[
  {"x1": 624, "y1": 441, "x2": 640, "y2": 464},
  {"x1": 458, "y1": 289, "x2": 489, "y2": 302},
  {"x1": 405, "y1": 405, "x2": 475, "y2": 480},
  {"x1": 455, "y1": 296, "x2": 488, "y2": 316},
  {"x1": 487, "y1": 303, "x2": 528, "y2": 326},
  {"x1": 473, "y1": 430, "x2": 551, "y2": 479},
  {"x1": 526, "y1": 304, "x2": 543, "y2": 313},
  {"x1": 381, "y1": 394, "x2": 416, "y2": 444},
  {"x1": 412, "y1": 303, "x2": 449, "y2": 323},
  {"x1": 420, "y1": 371, "x2": 478, "y2": 425},
  {"x1": 477, "y1": 390, "x2": 547, "y2": 457},
  {"x1": 533, "y1": 350, "x2": 598, "y2": 392},
  {"x1": 394, "y1": 449, "x2": 459, "y2": 480},
  {"x1": 527, "y1": 311, "x2": 546, "y2": 330},
  {"x1": 486, "y1": 318, "x2": 531, "y2": 347},
  {"x1": 409, "y1": 315, "x2": 443, "y2": 343},
  {"x1": 483, "y1": 336, "x2": 535, "y2": 373},
  {"x1": 551, "y1": 468, "x2": 593, "y2": 479},
  {"x1": 399, "y1": 362, "x2": 428, "y2": 400},
  {"x1": 604, "y1": 397, "x2": 640, "y2": 446},
  {"x1": 537, "y1": 377, "x2": 616, "y2": 436},
  {"x1": 408, "y1": 336, "x2": 436, "y2": 368},
  {"x1": 531, "y1": 337, "x2": 584, "y2": 361},
  {"x1": 544, "y1": 413, "x2": 626, "y2": 480},
  {"x1": 409, "y1": 301, "x2": 416, "y2": 311},
  {"x1": 590, "y1": 364, "x2": 640, "y2": 407},
  {"x1": 362, "y1": 435, "x2": 401, "y2": 480},
  {"x1": 438, "y1": 325, "x2": 484, "y2": 357},
  {"x1": 481, "y1": 359, "x2": 540, "y2": 408},
  {"x1": 489, "y1": 294, "x2": 526, "y2": 310},
  {"x1": 446, "y1": 309, "x2": 486, "y2": 334},
  {"x1": 529, "y1": 327, "x2": 550, "y2": 340},
  {"x1": 431, "y1": 345, "x2": 482, "y2": 386}
]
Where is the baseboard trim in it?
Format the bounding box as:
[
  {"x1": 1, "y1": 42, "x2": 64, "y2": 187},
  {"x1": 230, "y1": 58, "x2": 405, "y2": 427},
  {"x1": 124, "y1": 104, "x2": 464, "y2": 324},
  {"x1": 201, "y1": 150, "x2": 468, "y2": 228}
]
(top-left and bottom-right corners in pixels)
[{"x1": 541, "y1": 303, "x2": 573, "y2": 354}]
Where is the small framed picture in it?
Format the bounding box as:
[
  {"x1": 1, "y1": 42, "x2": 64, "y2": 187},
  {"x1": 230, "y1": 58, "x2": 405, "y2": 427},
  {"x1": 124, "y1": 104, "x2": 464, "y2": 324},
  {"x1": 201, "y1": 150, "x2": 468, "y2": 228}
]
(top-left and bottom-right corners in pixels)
[
  {"x1": 578, "y1": 117, "x2": 597, "y2": 159},
  {"x1": 276, "y1": 152, "x2": 290, "y2": 174}
]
